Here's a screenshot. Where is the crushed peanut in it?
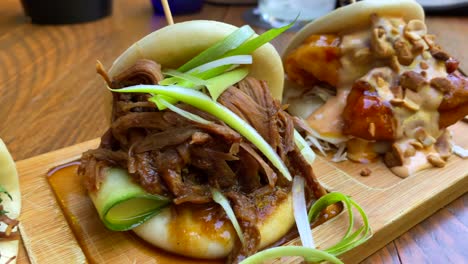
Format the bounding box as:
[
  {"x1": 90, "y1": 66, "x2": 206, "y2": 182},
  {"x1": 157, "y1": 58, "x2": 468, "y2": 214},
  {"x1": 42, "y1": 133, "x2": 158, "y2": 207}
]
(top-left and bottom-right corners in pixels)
[
  {"x1": 368, "y1": 122, "x2": 376, "y2": 137},
  {"x1": 427, "y1": 154, "x2": 446, "y2": 167},
  {"x1": 404, "y1": 20, "x2": 427, "y2": 41},
  {"x1": 409, "y1": 141, "x2": 424, "y2": 150},
  {"x1": 420, "y1": 61, "x2": 429, "y2": 70},
  {"x1": 430, "y1": 48, "x2": 451, "y2": 61},
  {"x1": 414, "y1": 128, "x2": 436, "y2": 147},
  {"x1": 430, "y1": 77, "x2": 454, "y2": 93},
  {"x1": 394, "y1": 39, "x2": 414, "y2": 65},
  {"x1": 400, "y1": 71, "x2": 427, "y2": 92}
]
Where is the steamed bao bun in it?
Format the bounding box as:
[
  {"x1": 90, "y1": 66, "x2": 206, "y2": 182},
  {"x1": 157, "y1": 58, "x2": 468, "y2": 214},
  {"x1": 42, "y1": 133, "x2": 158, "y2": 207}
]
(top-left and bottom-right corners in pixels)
[{"x1": 108, "y1": 21, "x2": 294, "y2": 259}]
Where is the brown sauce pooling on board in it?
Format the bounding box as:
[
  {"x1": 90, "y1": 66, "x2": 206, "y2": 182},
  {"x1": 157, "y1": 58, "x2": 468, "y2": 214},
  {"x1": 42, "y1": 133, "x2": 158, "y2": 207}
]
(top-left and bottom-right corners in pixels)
[
  {"x1": 47, "y1": 162, "x2": 342, "y2": 263},
  {"x1": 47, "y1": 163, "x2": 221, "y2": 264}
]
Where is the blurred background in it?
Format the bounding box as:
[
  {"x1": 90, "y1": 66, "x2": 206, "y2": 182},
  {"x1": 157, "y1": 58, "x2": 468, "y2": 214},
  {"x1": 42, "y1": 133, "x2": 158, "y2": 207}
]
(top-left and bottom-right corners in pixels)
[{"x1": 17, "y1": 0, "x2": 468, "y2": 26}]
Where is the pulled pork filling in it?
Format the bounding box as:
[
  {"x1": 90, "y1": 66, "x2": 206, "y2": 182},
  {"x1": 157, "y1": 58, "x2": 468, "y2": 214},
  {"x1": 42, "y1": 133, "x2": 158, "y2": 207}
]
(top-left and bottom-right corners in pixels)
[
  {"x1": 285, "y1": 14, "x2": 468, "y2": 177},
  {"x1": 80, "y1": 59, "x2": 327, "y2": 262},
  {"x1": 0, "y1": 205, "x2": 19, "y2": 240}
]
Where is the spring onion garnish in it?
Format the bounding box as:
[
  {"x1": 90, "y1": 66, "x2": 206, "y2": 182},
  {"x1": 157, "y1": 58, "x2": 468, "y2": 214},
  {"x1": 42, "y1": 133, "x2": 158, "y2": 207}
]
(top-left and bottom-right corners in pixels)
[
  {"x1": 241, "y1": 191, "x2": 370, "y2": 263},
  {"x1": 187, "y1": 55, "x2": 253, "y2": 74},
  {"x1": 294, "y1": 130, "x2": 316, "y2": 164},
  {"x1": 308, "y1": 192, "x2": 372, "y2": 256},
  {"x1": 239, "y1": 246, "x2": 344, "y2": 264},
  {"x1": 292, "y1": 176, "x2": 315, "y2": 249},
  {"x1": 177, "y1": 25, "x2": 255, "y2": 72},
  {"x1": 0, "y1": 185, "x2": 12, "y2": 201},
  {"x1": 171, "y1": 21, "x2": 295, "y2": 84},
  {"x1": 224, "y1": 20, "x2": 294, "y2": 58},
  {"x1": 161, "y1": 22, "x2": 295, "y2": 86},
  {"x1": 90, "y1": 168, "x2": 171, "y2": 231},
  {"x1": 206, "y1": 67, "x2": 249, "y2": 101},
  {"x1": 151, "y1": 95, "x2": 179, "y2": 111},
  {"x1": 150, "y1": 95, "x2": 213, "y2": 125},
  {"x1": 160, "y1": 69, "x2": 208, "y2": 87},
  {"x1": 110, "y1": 85, "x2": 292, "y2": 181},
  {"x1": 211, "y1": 188, "x2": 245, "y2": 246}
]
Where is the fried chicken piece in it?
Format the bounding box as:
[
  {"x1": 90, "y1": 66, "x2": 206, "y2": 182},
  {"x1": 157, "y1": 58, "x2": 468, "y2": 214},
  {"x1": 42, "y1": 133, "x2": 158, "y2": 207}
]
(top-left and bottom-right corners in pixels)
[
  {"x1": 285, "y1": 34, "x2": 341, "y2": 87},
  {"x1": 437, "y1": 73, "x2": 468, "y2": 128},
  {"x1": 342, "y1": 80, "x2": 396, "y2": 140}
]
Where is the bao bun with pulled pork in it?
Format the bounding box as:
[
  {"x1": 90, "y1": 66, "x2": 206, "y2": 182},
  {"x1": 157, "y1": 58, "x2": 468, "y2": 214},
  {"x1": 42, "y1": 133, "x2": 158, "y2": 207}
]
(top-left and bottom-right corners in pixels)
[{"x1": 79, "y1": 20, "x2": 335, "y2": 263}]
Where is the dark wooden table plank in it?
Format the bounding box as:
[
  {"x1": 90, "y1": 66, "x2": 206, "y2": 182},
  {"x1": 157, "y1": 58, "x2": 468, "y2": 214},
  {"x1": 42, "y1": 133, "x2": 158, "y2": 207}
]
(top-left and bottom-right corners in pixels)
[
  {"x1": 394, "y1": 193, "x2": 468, "y2": 263},
  {"x1": 361, "y1": 242, "x2": 401, "y2": 264},
  {"x1": 0, "y1": 0, "x2": 466, "y2": 263}
]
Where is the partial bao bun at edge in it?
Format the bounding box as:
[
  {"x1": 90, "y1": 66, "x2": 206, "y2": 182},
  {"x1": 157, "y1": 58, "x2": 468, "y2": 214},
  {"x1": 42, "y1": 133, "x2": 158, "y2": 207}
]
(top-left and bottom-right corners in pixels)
[
  {"x1": 0, "y1": 139, "x2": 21, "y2": 264},
  {"x1": 107, "y1": 21, "x2": 294, "y2": 259},
  {"x1": 109, "y1": 20, "x2": 285, "y2": 101}
]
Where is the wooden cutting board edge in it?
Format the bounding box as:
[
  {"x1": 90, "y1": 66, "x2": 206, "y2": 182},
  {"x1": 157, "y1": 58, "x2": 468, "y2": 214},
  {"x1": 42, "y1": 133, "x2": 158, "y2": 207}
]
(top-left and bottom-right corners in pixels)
[{"x1": 16, "y1": 139, "x2": 99, "y2": 264}]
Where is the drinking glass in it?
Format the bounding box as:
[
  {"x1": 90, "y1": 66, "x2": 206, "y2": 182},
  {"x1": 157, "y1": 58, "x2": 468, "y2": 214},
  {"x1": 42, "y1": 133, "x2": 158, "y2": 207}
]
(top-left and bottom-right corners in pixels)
[{"x1": 257, "y1": 0, "x2": 336, "y2": 28}]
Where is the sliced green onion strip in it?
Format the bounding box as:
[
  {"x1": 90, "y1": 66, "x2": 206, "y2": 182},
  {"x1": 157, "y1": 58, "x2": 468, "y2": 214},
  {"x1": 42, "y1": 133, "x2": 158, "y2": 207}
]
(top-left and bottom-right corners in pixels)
[
  {"x1": 187, "y1": 21, "x2": 296, "y2": 81},
  {"x1": 325, "y1": 199, "x2": 371, "y2": 256},
  {"x1": 110, "y1": 85, "x2": 292, "y2": 181},
  {"x1": 177, "y1": 25, "x2": 255, "y2": 72},
  {"x1": 158, "y1": 77, "x2": 179, "y2": 86},
  {"x1": 149, "y1": 94, "x2": 178, "y2": 110},
  {"x1": 192, "y1": 65, "x2": 235, "y2": 81},
  {"x1": 224, "y1": 21, "x2": 295, "y2": 57},
  {"x1": 308, "y1": 192, "x2": 372, "y2": 256},
  {"x1": 292, "y1": 176, "x2": 315, "y2": 249},
  {"x1": 294, "y1": 130, "x2": 316, "y2": 164},
  {"x1": 90, "y1": 168, "x2": 171, "y2": 231},
  {"x1": 187, "y1": 55, "x2": 252, "y2": 74},
  {"x1": 161, "y1": 69, "x2": 208, "y2": 87},
  {"x1": 211, "y1": 188, "x2": 245, "y2": 246},
  {"x1": 309, "y1": 192, "x2": 354, "y2": 239},
  {"x1": 206, "y1": 67, "x2": 249, "y2": 101},
  {"x1": 0, "y1": 185, "x2": 12, "y2": 201},
  {"x1": 150, "y1": 95, "x2": 213, "y2": 125},
  {"x1": 239, "y1": 246, "x2": 343, "y2": 264}
]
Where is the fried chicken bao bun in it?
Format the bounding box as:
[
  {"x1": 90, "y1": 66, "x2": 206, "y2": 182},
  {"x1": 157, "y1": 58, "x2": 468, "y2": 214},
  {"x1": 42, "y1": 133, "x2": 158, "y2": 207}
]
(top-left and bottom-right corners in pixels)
[
  {"x1": 282, "y1": 0, "x2": 468, "y2": 177},
  {"x1": 109, "y1": 20, "x2": 284, "y2": 101},
  {"x1": 283, "y1": 0, "x2": 424, "y2": 127},
  {"x1": 102, "y1": 21, "x2": 294, "y2": 259}
]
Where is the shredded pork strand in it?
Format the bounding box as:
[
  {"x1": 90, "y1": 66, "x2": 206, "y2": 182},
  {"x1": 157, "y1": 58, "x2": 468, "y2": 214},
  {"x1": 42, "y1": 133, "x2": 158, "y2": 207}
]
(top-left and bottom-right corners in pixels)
[
  {"x1": 0, "y1": 205, "x2": 19, "y2": 240},
  {"x1": 79, "y1": 59, "x2": 328, "y2": 263}
]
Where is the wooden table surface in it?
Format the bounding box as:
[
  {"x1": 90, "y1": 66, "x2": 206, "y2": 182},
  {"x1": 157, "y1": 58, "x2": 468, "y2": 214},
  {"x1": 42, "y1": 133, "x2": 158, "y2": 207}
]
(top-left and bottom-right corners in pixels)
[{"x1": 0, "y1": 0, "x2": 466, "y2": 263}]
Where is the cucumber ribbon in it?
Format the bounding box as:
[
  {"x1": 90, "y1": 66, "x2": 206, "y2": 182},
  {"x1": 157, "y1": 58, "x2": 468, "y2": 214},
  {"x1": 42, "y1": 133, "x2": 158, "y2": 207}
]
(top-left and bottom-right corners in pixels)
[{"x1": 90, "y1": 168, "x2": 170, "y2": 231}]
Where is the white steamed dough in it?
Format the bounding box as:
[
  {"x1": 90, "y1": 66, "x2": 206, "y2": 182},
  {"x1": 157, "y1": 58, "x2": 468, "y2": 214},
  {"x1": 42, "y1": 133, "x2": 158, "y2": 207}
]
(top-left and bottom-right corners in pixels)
[{"x1": 109, "y1": 20, "x2": 285, "y2": 101}]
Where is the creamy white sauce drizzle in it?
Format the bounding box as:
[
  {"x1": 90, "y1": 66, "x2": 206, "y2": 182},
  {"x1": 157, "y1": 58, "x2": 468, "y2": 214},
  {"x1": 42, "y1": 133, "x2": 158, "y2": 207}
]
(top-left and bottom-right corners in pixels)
[{"x1": 285, "y1": 15, "x2": 456, "y2": 178}]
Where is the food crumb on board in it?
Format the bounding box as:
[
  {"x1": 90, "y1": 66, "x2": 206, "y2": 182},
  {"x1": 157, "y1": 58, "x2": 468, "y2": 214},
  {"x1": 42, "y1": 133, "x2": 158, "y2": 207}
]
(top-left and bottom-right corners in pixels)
[{"x1": 360, "y1": 168, "x2": 372, "y2": 177}]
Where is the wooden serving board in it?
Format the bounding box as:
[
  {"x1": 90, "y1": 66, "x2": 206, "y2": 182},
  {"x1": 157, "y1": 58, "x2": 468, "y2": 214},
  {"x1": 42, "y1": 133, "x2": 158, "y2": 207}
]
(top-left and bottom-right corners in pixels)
[{"x1": 16, "y1": 122, "x2": 468, "y2": 264}]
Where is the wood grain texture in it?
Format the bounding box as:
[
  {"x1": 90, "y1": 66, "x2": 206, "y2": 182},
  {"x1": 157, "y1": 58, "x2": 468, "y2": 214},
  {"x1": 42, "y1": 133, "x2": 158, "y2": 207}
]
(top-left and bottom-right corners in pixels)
[{"x1": 0, "y1": 0, "x2": 466, "y2": 263}]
